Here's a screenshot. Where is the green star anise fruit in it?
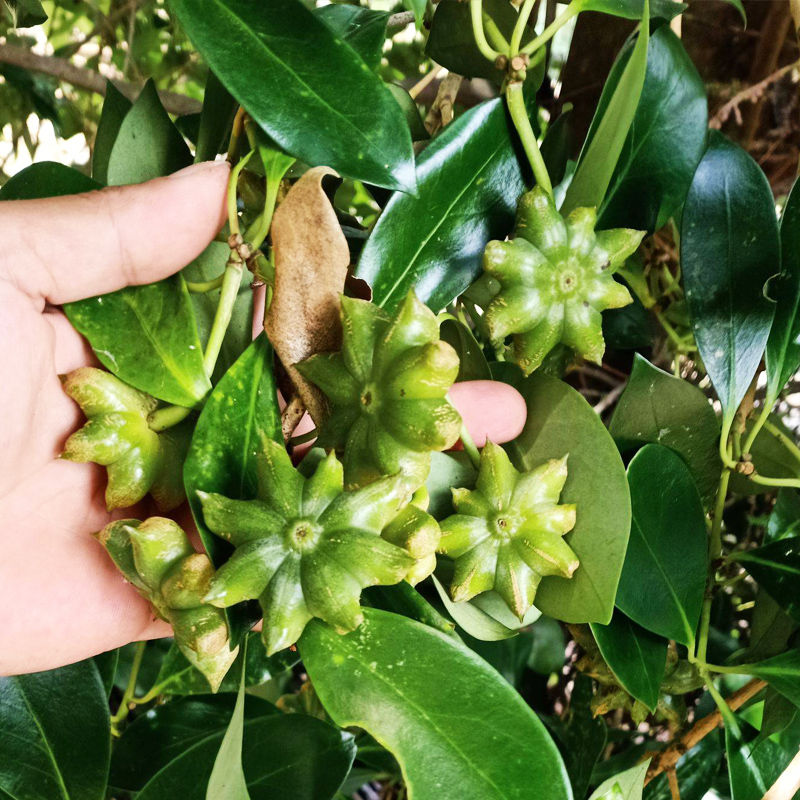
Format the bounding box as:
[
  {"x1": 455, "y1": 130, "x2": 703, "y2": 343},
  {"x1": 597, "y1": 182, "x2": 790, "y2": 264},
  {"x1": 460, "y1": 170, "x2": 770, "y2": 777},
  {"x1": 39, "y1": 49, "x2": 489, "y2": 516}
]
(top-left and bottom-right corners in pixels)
[
  {"x1": 62, "y1": 367, "x2": 185, "y2": 510},
  {"x1": 478, "y1": 186, "x2": 645, "y2": 375},
  {"x1": 96, "y1": 517, "x2": 238, "y2": 691},
  {"x1": 439, "y1": 441, "x2": 578, "y2": 619},
  {"x1": 295, "y1": 290, "x2": 462, "y2": 489},
  {"x1": 198, "y1": 436, "x2": 428, "y2": 654}
]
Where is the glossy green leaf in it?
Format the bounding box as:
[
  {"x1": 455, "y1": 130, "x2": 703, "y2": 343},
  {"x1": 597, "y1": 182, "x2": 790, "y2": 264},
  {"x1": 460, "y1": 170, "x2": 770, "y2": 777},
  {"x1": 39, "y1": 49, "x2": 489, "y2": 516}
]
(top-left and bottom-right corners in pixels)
[
  {"x1": 596, "y1": 25, "x2": 707, "y2": 232},
  {"x1": 561, "y1": 4, "x2": 649, "y2": 214},
  {"x1": 541, "y1": 106, "x2": 574, "y2": 190},
  {"x1": 300, "y1": 609, "x2": 572, "y2": 800},
  {"x1": 63, "y1": 275, "x2": 211, "y2": 406},
  {"x1": 184, "y1": 334, "x2": 281, "y2": 563},
  {"x1": 591, "y1": 609, "x2": 667, "y2": 711},
  {"x1": 426, "y1": 0, "x2": 517, "y2": 83},
  {"x1": 93, "y1": 648, "x2": 119, "y2": 697},
  {"x1": 387, "y1": 84, "x2": 429, "y2": 142},
  {"x1": 137, "y1": 714, "x2": 355, "y2": 800},
  {"x1": 440, "y1": 318, "x2": 492, "y2": 381},
  {"x1": 547, "y1": 675, "x2": 608, "y2": 800},
  {"x1": 0, "y1": 160, "x2": 98, "y2": 200},
  {"x1": 735, "y1": 538, "x2": 800, "y2": 623},
  {"x1": 767, "y1": 489, "x2": 800, "y2": 544},
  {"x1": 169, "y1": 0, "x2": 415, "y2": 193},
  {"x1": 183, "y1": 241, "x2": 254, "y2": 383},
  {"x1": 588, "y1": 759, "x2": 650, "y2": 800},
  {"x1": 727, "y1": 649, "x2": 800, "y2": 710},
  {"x1": 93, "y1": 81, "x2": 132, "y2": 184},
  {"x1": 0, "y1": 660, "x2": 110, "y2": 800},
  {"x1": 315, "y1": 5, "x2": 389, "y2": 72},
  {"x1": 680, "y1": 131, "x2": 779, "y2": 426},
  {"x1": 207, "y1": 651, "x2": 249, "y2": 800},
  {"x1": 151, "y1": 631, "x2": 298, "y2": 697},
  {"x1": 748, "y1": 591, "x2": 796, "y2": 662},
  {"x1": 195, "y1": 71, "x2": 237, "y2": 163},
  {"x1": 766, "y1": 178, "x2": 800, "y2": 404},
  {"x1": 616, "y1": 445, "x2": 707, "y2": 647},
  {"x1": 581, "y1": 0, "x2": 684, "y2": 20},
  {"x1": 506, "y1": 374, "x2": 631, "y2": 623},
  {"x1": 110, "y1": 695, "x2": 276, "y2": 792},
  {"x1": 725, "y1": 714, "x2": 786, "y2": 800},
  {"x1": 609, "y1": 354, "x2": 721, "y2": 506},
  {"x1": 106, "y1": 79, "x2": 192, "y2": 185},
  {"x1": 355, "y1": 96, "x2": 529, "y2": 312},
  {"x1": 644, "y1": 733, "x2": 723, "y2": 800}
]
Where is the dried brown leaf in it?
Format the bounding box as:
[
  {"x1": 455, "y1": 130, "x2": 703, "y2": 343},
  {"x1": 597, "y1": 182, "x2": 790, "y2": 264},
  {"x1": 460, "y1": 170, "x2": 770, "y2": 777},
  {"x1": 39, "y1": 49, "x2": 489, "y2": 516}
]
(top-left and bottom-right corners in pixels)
[{"x1": 265, "y1": 166, "x2": 349, "y2": 427}]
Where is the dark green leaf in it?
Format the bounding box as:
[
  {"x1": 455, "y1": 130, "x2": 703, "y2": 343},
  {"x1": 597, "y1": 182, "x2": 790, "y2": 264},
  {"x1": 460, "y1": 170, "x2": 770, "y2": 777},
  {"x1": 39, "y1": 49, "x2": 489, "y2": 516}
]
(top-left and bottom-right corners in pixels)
[
  {"x1": 609, "y1": 354, "x2": 721, "y2": 506},
  {"x1": 184, "y1": 334, "x2": 281, "y2": 563},
  {"x1": 110, "y1": 695, "x2": 276, "y2": 792},
  {"x1": 93, "y1": 648, "x2": 119, "y2": 697},
  {"x1": 168, "y1": 0, "x2": 415, "y2": 193},
  {"x1": 461, "y1": 629, "x2": 536, "y2": 686},
  {"x1": 597, "y1": 25, "x2": 707, "y2": 232},
  {"x1": 592, "y1": 609, "x2": 667, "y2": 710},
  {"x1": 736, "y1": 538, "x2": 800, "y2": 624},
  {"x1": 562, "y1": 6, "x2": 649, "y2": 214},
  {"x1": 527, "y1": 616, "x2": 567, "y2": 675},
  {"x1": 680, "y1": 131, "x2": 779, "y2": 426},
  {"x1": 151, "y1": 632, "x2": 297, "y2": 697},
  {"x1": 603, "y1": 290, "x2": 654, "y2": 350},
  {"x1": 725, "y1": 714, "x2": 786, "y2": 800},
  {"x1": 588, "y1": 759, "x2": 650, "y2": 800},
  {"x1": 748, "y1": 591, "x2": 796, "y2": 662},
  {"x1": 547, "y1": 675, "x2": 608, "y2": 799},
  {"x1": 355, "y1": 96, "x2": 529, "y2": 312},
  {"x1": 581, "y1": 0, "x2": 684, "y2": 21},
  {"x1": 728, "y1": 648, "x2": 800, "y2": 711},
  {"x1": 64, "y1": 275, "x2": 211, "y2": 406},
  {"x1": 386, "y1": 83, "x2": 429, "y2": 142},
  {"x1": 315, "y1": 5, "x2": 390, "y2": 72},
  {"x1": 617, "y1": 444, "x2": 707, "y2": 647},
  {"x1": 93, "y1": 81, "x2": 132, "y2": 184},
  {"x1": 644, "y1": 734, "x2": 723, "y2": 800},
  {"x1": 426, "y1": 0, "x2": 517, "y2": 83},
  {"x1": 106, "y1": 79, "x2": 192, "y2": 185},
  {"x1": 4, "y1": 0, "x2": 47, "y2": 27},
  {"x1": 766, "y1": 177, "x2": 800, "y2": 404},
  {"x1": 440, "y1": 318, "x2": 492, "y2": 381},
  {"x1": 195, "y1": 71, "x2": 237, "y2": 163},
  {"x1": 767, "y1": 490, "x2": 800, "y2": 544},
  {"x1": 301, "y1": 609, "x2": 572, "y2": 800},
  {"x1": 720, "y1": 0, "x2": 746, "y2": 24},
  {"x1": 0, "y1": 160, "x2": 98, "y2": 200},
  {"x1": 541, "y1": 106, "x2": 574, "y2": 189},
  {"x1": 0, "y1": 661, "x2": 109, "y2": 800},
  {"x1": 426, "y1": 451, "x2": 477, "y2": 520},
  {"x1": 137, "y1": 714, "x2": 355, "y2": 800},
  {"x1": 506, "y1": 374, "x2": 631, "y2": 623}
]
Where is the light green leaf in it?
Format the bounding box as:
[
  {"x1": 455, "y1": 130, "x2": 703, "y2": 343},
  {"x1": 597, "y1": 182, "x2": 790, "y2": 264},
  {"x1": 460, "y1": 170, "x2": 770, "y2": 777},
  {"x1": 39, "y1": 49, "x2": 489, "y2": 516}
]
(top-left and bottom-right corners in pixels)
[
  {"x1": 93, "y1": 81, "x2": 132, "y2": 184},
  {"x1": 300, "y1": 608, "x2": 572, "y2": 800},
  {"x1": 616, "y1": 445, "x2": 707, "y2": 647},
  {"x1": 506, "y1": 374, "x2": 631, "y2": 624},
  {"x1": 561, "y1": 1, "x2": 650, "y2": 214},
  {"x1": 588, "y1": 759, "x2": 650, "y2": 800}
]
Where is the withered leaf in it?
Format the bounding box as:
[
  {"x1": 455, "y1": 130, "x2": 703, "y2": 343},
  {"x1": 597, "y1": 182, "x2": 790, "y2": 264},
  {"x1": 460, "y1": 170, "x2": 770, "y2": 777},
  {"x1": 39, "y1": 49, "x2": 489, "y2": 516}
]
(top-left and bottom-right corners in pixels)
[{"x1": 265, "y1": 166, "x2": 350, "y2": 428}]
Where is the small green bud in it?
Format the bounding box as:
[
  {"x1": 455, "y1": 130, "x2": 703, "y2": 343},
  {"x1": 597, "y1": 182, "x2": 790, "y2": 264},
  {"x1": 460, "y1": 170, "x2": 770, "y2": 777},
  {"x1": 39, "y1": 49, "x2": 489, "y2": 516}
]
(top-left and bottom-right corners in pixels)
[
  {"x1": 439, "y1": 442, "x2": 578, "y2": 619},
  {"x1": 297, "y1": 291, "x2": 462, "y2": 489},
  {"x1": 475, "y1": 186, "x2": 645, "y2": 375},
  {"x1": 96, "y1": 517, "x2": 238, "y2": 691},
  {"x1": 199, "y1": 437, "x2": 417, "y2": 654}
]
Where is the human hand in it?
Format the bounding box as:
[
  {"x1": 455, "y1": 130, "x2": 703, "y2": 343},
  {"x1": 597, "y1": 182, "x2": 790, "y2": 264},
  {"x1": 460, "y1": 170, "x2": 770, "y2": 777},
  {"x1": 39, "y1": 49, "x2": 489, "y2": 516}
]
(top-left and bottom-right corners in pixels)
[{"x1": 0, "y1": 162, "x2": 527, "y2": 675}]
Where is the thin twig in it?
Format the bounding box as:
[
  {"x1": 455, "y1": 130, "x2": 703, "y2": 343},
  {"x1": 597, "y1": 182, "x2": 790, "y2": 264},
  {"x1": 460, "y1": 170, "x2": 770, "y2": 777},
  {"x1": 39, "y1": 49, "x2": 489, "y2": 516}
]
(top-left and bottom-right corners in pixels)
[
  {"x1": 281, "y1": 395, "x2": 306, "y2": 442},
  {"x1": 667, "y1": 769, "x2": 681, "y2": 800},
  {"x1": 424, "y1": 73, "x2": 463, "y2": 135},
  {"x1": 0, "y1": 43, "x2": 201, "y2": 115},
  {"x1": 387, "y1": 10, "x2": 416, "y2": 31},
  {"x1": 645, "y1": 678, "x2": 767, "y2": 784},
  {"x1": 408, "y1": 64, "x2": 445, "y2": 100},
  {"x1": 592, "y1": 383, "x2": 625, "y2": 416}
]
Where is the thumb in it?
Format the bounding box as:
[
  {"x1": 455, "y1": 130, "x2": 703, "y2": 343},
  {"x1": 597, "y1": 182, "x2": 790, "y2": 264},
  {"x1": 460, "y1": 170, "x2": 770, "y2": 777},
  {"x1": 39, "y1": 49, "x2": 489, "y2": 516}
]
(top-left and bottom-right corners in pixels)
[{"x1": 1, "y1": 161, "x2": 230, "y2": 305}]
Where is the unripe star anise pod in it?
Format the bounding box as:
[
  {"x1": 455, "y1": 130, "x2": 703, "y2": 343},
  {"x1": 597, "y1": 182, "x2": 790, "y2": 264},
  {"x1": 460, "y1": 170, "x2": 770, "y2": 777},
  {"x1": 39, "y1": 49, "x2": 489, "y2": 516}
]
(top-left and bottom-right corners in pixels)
[
  {"x1": 478, "y1": 186, "x2": 645, "y2": 375},
  {"x1": 295, "y1": 291, "x2": 462, "y2": 489},
  {"x1": 439, "y1": 441, "x2": 578, "y2": 619},
  {"x1": 61, "y1": 367, "x2": 184, "y2": 510},
  {"x1": 97, "y1": 517, "x2": 238, "y2": 691},
  {"x1": 198, "y1": 436, "x2": 438, "y2": 654}
]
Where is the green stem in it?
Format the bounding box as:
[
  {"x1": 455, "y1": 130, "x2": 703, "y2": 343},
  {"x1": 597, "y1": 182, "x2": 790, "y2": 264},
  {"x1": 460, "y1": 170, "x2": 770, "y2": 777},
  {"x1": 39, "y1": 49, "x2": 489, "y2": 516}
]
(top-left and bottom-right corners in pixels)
[
  {"x1": 748, "y1": 472, "x2": 800, "y2": 490},
  {"x1": 470, "y1": 0, "x2": 504, "y2": 62},
  {"x1": 505, "y1": 81, "x2": 553, "y2": 198},
  {"x1": 695, "y1": 467, "x2": 731, "y2": 666},
  {"x1": 510, "y1": 0, "x2": 536, "y2": 55},
  {"x1": 458, "y1": 417, "x2": 482, "y2": 470},
  {"x1": 520, "y1": 0, "x2": 583, "y2": 56},
  {"x1": 204, "y1": 253, "x2": 244, "y2": 378},
  {"x1": 185, "y1": 274, "x2": 225, "y2": 293},
  {"x1": 289, "y1": 428, "x2": 319, "y2": 446},
  {"x1": 148, "y1": 404, "x2": 193, "y2": 432},
  {"x1": 483, "y1": 11, "x2": 510, "y2": 54},
  {"x1": 741, "y1": 401, "x2": 772, "y2": 457},
  {"x1": 110, "y1": 641, "x2": 146, "y2": 728},
  {"x1": 763, "y1": 419, "x2": 800, "y2": 467},
  {"x1": 718, "y1": 416, "x2": 739, "y2": 470}
]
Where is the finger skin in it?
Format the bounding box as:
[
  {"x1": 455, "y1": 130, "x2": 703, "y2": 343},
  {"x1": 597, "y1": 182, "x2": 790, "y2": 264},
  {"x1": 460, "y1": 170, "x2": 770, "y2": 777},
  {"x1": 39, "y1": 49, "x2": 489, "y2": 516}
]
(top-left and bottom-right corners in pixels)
[
  {"x1": 448, "y1": 380, "x2": 527, "y2": 446},
  {"x1": 0, "y1": 161, "x2": 230, "y2": 306}
]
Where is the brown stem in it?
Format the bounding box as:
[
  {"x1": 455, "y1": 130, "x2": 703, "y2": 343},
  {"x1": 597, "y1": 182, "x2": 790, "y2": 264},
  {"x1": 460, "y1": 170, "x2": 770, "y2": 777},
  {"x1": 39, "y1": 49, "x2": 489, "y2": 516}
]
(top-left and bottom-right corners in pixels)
[
  {"x1": 281, "y1": 395, "x2": 306, "y2": 442},
  {"x1": 644, "y1": 678, "x2": 767, "y2": 784},
  {"x1": 0, "y1": 43, "x2": 201, "y2": 116},
  {"x1": 423, "y1": 73, "x2": 463, "y2": 136},
  {"x1": 667, "y1": 769, "x2": 681, "y2": 800}
]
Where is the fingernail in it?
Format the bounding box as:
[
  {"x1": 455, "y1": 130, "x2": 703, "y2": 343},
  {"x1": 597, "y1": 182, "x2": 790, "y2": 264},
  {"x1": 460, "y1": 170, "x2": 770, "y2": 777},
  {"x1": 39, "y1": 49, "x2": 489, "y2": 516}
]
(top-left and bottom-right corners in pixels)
[{"x1": 167, "y1": 160, "x2": 231, "y2": 180}]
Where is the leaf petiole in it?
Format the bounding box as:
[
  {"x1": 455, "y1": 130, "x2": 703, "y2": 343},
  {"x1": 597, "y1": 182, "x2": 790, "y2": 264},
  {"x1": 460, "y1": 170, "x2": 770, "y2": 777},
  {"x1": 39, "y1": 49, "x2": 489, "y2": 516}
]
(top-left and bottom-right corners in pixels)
[
  {"x1": 504, "y1": 81, "x2": 553, "y2": 198},
  {"x1": 519, "y1": 0, "x2": 584, "y2": 57}
]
